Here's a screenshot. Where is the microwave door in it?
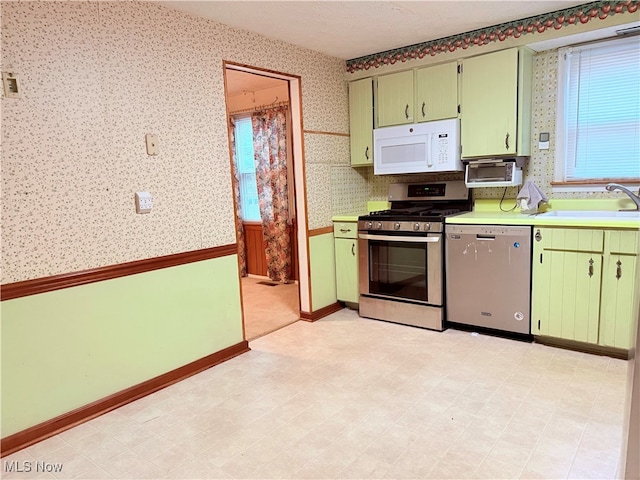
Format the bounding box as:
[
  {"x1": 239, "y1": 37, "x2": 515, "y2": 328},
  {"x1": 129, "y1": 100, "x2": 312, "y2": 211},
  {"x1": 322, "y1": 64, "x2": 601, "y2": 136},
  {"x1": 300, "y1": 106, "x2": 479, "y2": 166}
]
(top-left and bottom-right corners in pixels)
[{"x1": 375, "y1": 135, "x2": 429, "y2": 175}]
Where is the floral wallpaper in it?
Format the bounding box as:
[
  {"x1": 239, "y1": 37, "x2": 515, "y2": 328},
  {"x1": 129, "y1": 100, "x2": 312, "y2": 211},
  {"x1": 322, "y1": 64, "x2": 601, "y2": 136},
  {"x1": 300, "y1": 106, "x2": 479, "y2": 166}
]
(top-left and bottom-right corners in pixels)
[{"x1": 1, "y1": 1, "x2": 349, "y2": 284}]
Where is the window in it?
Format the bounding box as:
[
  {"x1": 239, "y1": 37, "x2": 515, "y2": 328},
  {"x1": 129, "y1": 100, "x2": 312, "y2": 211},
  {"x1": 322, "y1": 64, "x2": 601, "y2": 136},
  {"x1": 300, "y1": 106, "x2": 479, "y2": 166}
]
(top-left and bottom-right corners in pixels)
[
  {"x1": 556, "y1": 36, "x2": 640, "y2": 183},
  {"x1": 234, "y1": 117, "x2": 261, "y2": 221}
]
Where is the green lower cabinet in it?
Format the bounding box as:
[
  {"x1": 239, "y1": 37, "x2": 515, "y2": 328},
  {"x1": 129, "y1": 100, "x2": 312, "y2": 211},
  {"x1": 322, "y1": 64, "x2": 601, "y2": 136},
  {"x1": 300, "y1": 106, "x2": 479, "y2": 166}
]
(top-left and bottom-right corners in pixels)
[
  {"x1": 333, "y1": 221, "x2": 359, "y2": 303},
  {"x1": 532, "y1": 227, "x2": 638, "y2": 350},
  {"x1": 599, "y1": 230, "x2": 638, "y2": 349},
  {"x1": 532, "y1": 244, "x2": 602, "y2": 343},
  {"x1": 335, "y1": 238, "x2": 359, "y2": 303}
]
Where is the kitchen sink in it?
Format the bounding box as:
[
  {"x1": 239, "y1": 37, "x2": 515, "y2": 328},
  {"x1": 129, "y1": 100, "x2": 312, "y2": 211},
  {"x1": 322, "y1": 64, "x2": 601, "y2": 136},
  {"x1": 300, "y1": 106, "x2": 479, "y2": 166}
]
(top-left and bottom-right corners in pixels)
[{"x1": 540, "y1": 210, "x2": 640, "y2": 219}]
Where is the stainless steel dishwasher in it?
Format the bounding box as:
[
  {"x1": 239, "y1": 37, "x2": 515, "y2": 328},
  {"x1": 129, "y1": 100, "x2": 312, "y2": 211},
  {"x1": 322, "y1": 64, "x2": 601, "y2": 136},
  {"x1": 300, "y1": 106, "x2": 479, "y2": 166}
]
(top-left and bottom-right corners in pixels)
[{"x1": 445, "y1": 225, "x2": 532, "y2": 335}]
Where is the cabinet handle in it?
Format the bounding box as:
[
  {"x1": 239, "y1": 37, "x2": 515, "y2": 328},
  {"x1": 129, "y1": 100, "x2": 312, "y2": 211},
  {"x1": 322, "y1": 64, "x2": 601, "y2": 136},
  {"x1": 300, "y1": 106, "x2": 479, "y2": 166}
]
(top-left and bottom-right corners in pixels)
[
  {"x1": 534, "y1": 229, "x2": 542, "y2": 242},
  {"x1": 340, "y1": 228, "x2": 350, "y2": 234},
  {"x1": 505, "y1": 132, "x2": 510, "y2": 150},
  {"x1": 616, "y1": 260, "x2": 622, "y2": 279},
  {"x1": 351, "y1": 243, "x2": 355, "y2": 256},
  {"x1": 588, "y1": 258, "x2": 594, "y2": 277},
  {"x1": 421, "y1": 102, "x2": 426, "y2": 118},
  {"x1": 365, "y1": 146, "x2": 369, "y2": 160},
  {"x1": 405, "y1": 104, "x2": 409, "y2": 119}
]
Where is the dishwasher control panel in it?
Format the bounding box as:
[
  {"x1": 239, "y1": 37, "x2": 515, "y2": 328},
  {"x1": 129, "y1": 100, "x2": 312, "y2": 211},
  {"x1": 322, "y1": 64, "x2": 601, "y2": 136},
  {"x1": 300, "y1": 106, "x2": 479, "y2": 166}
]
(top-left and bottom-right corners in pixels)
[{"x1": 446, "y1": 225, "x2": 531, "y2": 237}]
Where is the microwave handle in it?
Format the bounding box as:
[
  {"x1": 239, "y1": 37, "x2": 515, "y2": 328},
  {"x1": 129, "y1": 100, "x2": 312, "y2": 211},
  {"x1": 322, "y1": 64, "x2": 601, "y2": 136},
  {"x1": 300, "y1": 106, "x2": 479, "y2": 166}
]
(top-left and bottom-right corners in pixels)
[{"x1": 427, "y1": 133, "x2": 433, "y2": 168}]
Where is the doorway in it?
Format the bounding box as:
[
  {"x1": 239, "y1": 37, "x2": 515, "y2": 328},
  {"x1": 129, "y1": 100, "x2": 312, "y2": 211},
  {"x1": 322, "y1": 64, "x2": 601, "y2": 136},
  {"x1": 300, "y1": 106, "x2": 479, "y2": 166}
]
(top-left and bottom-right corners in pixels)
[{"x1": 224, "y1": 65, "x2": 302, "y2": 341}]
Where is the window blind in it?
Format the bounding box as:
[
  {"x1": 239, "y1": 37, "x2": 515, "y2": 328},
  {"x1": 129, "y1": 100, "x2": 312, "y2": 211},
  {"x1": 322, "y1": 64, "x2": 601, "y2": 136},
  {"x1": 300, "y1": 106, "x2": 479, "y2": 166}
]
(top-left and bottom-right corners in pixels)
[{"x1": 561, "y1": 36, "x2": 640, "y2": 181}]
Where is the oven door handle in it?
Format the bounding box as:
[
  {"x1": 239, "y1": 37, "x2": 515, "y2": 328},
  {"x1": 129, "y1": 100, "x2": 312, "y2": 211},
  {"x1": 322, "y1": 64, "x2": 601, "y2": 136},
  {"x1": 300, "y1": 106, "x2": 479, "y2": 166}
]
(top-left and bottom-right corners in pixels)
[{"x1": 358, "y1": 234, "x2": 441, "y2": 243}]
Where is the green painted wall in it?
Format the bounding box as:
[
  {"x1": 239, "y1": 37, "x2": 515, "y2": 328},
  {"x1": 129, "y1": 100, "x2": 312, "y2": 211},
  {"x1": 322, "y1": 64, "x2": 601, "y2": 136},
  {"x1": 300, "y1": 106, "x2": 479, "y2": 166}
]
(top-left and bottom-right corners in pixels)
[
  {"x1": 309, "y1": 233, "x2": 337, "y2": 311},
  {"x1": 1, "y1": 256, "x2": 243, "y2": 437}
]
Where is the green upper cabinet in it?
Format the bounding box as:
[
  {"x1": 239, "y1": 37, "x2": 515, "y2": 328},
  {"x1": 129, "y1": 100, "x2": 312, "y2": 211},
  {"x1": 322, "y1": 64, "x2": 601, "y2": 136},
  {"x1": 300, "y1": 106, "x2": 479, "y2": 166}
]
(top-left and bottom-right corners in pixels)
[
  {"x1": 460, "y1": 47, "x2": 533, "y2": 158},
  {"x1": 376, "y1": 70, "x2": 414, "y2": 127},
  {"x1": 600, "y1": 230, "x2": 638, "y2": 349},
  {"x1": 415, "y1": 61, "x2": 458, "y2": 122},
  {"x1": 348, "y1": 77, "x2": 374, "y2": 166}
]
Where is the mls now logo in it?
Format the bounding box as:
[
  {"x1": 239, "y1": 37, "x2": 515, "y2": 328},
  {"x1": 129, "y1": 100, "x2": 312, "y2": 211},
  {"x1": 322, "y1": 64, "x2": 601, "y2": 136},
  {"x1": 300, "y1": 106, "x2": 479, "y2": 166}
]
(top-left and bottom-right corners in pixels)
[{"x1": 4, "y1": 460, "x2": 64, "y2": 474}]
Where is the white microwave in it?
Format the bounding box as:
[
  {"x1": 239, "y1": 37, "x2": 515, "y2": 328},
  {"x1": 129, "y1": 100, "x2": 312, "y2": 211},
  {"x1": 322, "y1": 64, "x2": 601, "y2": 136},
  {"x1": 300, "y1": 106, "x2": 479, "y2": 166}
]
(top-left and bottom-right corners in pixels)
[{"x1": 373, "y1": 119, "x2": 462, "y2": 175}]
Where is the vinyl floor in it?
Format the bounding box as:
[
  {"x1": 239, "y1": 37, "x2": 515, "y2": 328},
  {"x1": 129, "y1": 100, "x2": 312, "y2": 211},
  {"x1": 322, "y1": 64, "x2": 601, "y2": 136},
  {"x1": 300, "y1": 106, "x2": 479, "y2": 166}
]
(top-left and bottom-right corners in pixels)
[{"x1": 2, "y1": 309, "x2": 628, "y2": 479}]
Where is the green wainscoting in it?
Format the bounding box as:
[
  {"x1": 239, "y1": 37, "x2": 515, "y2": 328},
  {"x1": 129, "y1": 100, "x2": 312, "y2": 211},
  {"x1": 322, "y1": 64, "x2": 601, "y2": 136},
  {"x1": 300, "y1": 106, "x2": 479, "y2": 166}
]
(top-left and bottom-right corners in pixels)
[
  {"x1": 1, "y1": 255, "x2": 243, "y2": 437},
  {"x1": 309, "y1": 233, "x2": 337, "y2": 311}
]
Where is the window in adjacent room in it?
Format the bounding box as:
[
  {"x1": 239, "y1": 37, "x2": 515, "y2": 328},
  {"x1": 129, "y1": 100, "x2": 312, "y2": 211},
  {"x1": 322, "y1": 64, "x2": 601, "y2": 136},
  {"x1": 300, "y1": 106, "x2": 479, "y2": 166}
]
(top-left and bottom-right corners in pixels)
[
  {"x1": 555, "y1": 35, "x2": 640, "y2": 184},
  {"x1": 234, "y1": 116, "x2": 261, "y2": 222}
]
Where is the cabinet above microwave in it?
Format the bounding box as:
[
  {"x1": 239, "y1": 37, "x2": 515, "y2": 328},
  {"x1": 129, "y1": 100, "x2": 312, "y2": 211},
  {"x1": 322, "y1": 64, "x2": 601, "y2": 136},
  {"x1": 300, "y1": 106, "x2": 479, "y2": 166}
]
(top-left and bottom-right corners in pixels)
[{"x1": 460, "y1": 47, "x2": 533, "y2": 159}]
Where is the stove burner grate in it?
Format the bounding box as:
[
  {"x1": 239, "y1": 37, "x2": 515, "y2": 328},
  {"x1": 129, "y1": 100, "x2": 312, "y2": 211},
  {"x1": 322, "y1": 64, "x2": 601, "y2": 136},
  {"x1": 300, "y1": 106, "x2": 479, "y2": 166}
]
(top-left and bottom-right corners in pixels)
[{"x1": 368, "y1": 207, "x2": 461, "y2": 218}]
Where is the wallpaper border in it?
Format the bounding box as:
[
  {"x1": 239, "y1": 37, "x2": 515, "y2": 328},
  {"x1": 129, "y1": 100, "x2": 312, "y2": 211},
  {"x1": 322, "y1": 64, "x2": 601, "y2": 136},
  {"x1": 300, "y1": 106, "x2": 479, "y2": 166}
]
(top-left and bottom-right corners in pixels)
[{"x1": 346, "y1": 1, "x2": 638, "y2": 72}]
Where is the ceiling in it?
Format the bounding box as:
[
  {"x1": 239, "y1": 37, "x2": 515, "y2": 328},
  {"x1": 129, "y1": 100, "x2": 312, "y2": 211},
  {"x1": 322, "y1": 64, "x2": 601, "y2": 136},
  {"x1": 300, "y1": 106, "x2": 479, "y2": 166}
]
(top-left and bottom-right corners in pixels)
[
  {"x1": 158, "y1": 1, "x2": 588, "y2": 60},
  {"x1": 225, "y1": 69, "x2": 287, "y2": 97}
]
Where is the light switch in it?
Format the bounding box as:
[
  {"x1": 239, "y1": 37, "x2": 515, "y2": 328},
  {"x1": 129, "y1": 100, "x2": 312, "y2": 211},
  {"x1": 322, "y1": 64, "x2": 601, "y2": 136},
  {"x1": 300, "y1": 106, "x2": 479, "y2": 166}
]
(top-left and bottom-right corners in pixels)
[
  {"x1": 145, "y1": 133, "x2": 159, "y2": 156},
  {"x1": 135, "y1": 191, "x2": 152, "y2": 214}
]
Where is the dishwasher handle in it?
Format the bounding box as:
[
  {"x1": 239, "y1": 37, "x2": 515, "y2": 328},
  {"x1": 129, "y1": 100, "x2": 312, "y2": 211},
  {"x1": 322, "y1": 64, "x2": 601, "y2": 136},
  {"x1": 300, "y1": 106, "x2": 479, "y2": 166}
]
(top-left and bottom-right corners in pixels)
[{"x1": 476, "y1": 234, "x2": 496, "y2": 240}]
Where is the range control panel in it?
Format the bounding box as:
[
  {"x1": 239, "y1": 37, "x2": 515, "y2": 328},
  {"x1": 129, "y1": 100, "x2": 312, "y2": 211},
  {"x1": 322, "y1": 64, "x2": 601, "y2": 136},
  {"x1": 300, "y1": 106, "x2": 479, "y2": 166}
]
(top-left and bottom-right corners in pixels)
[{"x1": 358, "y1": 220, "x2": 443, "y2": 233}]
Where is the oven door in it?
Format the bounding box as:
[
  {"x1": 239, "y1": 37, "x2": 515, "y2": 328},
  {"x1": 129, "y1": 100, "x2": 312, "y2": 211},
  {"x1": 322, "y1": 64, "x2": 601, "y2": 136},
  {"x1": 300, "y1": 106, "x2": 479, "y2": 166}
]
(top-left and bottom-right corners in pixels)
[{"x1": 358, "y1": 232, "x2": 442, "y2": 305}]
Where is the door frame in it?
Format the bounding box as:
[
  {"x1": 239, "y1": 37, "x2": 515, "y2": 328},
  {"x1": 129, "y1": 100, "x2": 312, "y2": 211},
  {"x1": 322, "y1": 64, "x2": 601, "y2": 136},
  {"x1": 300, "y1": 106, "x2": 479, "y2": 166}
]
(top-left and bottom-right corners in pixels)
[{"x1": 222, "y1": 61, "x2": 312, "y2": 332}]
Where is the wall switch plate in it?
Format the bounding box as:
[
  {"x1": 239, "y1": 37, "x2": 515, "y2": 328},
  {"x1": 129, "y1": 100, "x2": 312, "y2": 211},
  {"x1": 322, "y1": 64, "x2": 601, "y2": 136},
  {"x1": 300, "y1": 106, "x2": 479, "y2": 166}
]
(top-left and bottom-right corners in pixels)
[
  {"x1": 135, "y1": 191, "x2": 152, "y2": 214},
  {"x1": 145, "y1": 133, "x2": 159, "y2": 156},
  {"x1": 2, "y1": 72, "x2": 21, "y2": 98}
]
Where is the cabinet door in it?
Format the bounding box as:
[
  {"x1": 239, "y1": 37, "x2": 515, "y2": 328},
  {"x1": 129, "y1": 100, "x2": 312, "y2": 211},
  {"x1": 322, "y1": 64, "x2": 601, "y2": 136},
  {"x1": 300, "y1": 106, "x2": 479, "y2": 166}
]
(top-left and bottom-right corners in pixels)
[
  {"x1": 335, "y1": 238, "x2": 359, "y2": 303},
  {"x1": 600, "y1": 230, "x2": 638, "y2": 349},
  {"x1": 349, "y1": 78, "x2": 374, "y2": 166},
  {"x1": 531, "y1": 227, "x2": 602, "y2": 344},
  {"x1": 377, "y1": 70, "x2": 414, "y2": 127},
  {"x1": 416, "y1": 62, "x2": 458, "y2": 122},
  {"x1": 461, "y1": 48, "x2": 518, "y2": 158}
]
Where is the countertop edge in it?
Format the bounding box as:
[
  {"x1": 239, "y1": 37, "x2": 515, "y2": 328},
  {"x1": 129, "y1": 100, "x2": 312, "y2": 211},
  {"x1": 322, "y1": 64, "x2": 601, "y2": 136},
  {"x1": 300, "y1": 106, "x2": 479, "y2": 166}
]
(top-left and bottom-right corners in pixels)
[
  {"x1": 332, "y1": 215, "x2": 361, "y2": 222},
  {"x1": 446, "y1": 212, "x2": 640, "y2": 229}
]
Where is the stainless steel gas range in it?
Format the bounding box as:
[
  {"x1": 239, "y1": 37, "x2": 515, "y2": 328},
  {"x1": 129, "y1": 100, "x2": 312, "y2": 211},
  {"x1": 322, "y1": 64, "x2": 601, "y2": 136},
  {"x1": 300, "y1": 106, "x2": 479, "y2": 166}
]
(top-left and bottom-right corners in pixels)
[{"x1": 358, "y1": 181, "x2": 471, "y2": 331}]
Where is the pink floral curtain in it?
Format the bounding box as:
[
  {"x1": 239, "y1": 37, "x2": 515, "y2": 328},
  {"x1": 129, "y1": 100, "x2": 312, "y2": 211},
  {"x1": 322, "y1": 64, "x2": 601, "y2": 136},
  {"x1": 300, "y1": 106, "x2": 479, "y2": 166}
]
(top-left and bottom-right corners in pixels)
[
  {"x1": 251, "y1": 106, "x2": 291, "y2": 283},
  {"x1": 229, "y1": 118, "x2": 247, "y2": 277}
]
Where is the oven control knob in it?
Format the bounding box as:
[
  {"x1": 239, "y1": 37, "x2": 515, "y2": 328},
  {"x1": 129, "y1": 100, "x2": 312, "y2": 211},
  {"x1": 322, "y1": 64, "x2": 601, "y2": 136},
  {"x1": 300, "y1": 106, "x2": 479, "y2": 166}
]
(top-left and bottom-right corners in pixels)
[
  {"x1": 413, "y1": 223, "x2": 420, "y2": 231},
  {"x1": 424, "y1": 223, "x2": 431, "y2": 231},
  {"x1": 394, "y1": 222, "x2": 401, "y2": 230},
  {"x1": 376, "y1": 222, "x2": 383, "y2": 230},
  {"x1": 367, "y1": 221, "x2": 373, "y2": 229}
]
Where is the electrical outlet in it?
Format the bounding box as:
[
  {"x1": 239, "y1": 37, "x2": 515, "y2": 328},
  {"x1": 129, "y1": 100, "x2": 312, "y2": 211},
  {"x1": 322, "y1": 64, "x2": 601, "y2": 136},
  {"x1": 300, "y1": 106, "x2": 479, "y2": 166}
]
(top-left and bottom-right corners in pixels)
[
  {"x1": 2, "y1": 72, "x2": 21, "y2": 99},
  {"x1": 135, "y1": 191, "x2": 152, "y2": 214},
  {"x1": 145, "y1": 133, "x2": 159, "y2": 156}
]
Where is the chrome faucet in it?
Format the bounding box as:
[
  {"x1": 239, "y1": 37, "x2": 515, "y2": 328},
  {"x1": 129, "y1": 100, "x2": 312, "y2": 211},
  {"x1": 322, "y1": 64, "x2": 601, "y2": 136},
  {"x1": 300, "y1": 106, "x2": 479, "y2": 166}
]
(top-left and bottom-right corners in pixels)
[{"x1": 605, "y1": 183, "x2": 640, "y2": 211}]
